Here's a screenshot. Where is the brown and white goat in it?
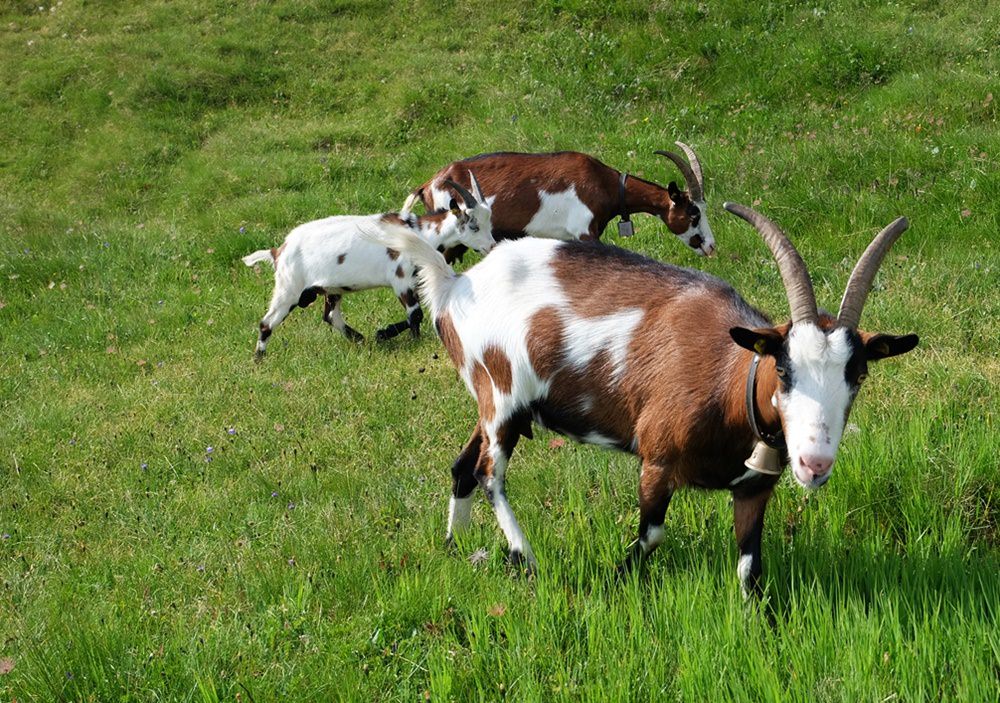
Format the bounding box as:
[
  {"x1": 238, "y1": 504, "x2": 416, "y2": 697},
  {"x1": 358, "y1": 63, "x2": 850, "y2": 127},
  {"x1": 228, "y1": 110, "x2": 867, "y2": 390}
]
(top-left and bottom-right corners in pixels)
[
  {"x1": 370, "y1": 204, "x2": 918, "y2": 594},
  {"x1": 243, "y1": 177, "x2": 493, "y2": 358},
  {"x1": 402, "y1": 144, "x2": 714, "y2": 260}
]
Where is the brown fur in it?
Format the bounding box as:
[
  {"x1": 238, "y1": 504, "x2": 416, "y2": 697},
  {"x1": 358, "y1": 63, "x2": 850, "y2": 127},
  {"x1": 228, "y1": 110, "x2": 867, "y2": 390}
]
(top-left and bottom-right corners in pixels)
[
  {"x1": 733, "y1": 486, "x2": 774, "y2": 542},
  {"x1": 530, "y1": 243, "x2": 779, "y2": 489},
  {"x1": 395, "y1": 264, "x2": 404, "y2": 278},
  {"x1": 526, "y1": 307, "x2": 566, "y2": 379},
  {"x1": 470, "y1": 361, "x2": 495, "y2": 423},
  {"x1": 415, "y1": 152, "x2": 694, "y2": 242},
  {"x1": 337, "y1": 253, "x2": 346, "y2": 264},
  {"x1": 400, "y1": 289, "x2": 418, "y2": 308},
  {"x1": 482, "y1": 345, "x2": 513, "y2": 395},
  {"x1": 386, "y1": 248, "x2": 399, "y2": 260},
  {"x1": 436, "y1": 314, "x2": 464, "y2": 367}
]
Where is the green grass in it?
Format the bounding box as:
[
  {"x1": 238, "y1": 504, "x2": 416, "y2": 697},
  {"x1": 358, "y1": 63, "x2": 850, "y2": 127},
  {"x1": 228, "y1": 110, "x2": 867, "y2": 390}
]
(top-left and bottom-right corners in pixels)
[{"x1": 1, "y1": 0, "x2": 998, "y2": 699}]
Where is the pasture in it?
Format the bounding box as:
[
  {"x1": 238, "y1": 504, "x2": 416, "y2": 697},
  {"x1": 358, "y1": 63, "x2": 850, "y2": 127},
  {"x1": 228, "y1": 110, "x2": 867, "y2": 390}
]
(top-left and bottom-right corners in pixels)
[{"x1": 1, "y1": 0, "x2": 998, "y2": 699}]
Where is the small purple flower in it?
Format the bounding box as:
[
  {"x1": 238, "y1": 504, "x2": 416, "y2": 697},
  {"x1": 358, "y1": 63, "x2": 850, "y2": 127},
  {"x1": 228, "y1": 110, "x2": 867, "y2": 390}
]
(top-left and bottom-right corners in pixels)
[
  {"x1": 157, "y1": 300, "x2": 164, "y2": 306},
  {"x1": 288, "y1": 558, "x2": 296, "y2": 566},
  {"x1": 69, "y1": 438, "x2": 77, "y2": 446},
  {"x1": 1, "y1": 534, "x2": 10, "y2": 540},
  {"x1": 287, "y1": 502, "x2": 296, "y2": 511},
  {"x1": 205, "y1": 446, "x2": 213, "y2": 454},
  {"x1": 271, "y1": 491, "x2": 279, "y2": 498},
  {"x1": 227, "y1": 427, "x2": 236, "y2": 435},
  {"x1": 239, "y1": 226, "x2": 246, "y2": 233},
  {"x1": 102, "y1": 242, "x2": 109, "y2": 248},
  {"x1": 141, "y1": 462, "x2": 148, "y2": 471},
  {"x1": 197, "y1": 565, "x2": 205, "y2": 572}
]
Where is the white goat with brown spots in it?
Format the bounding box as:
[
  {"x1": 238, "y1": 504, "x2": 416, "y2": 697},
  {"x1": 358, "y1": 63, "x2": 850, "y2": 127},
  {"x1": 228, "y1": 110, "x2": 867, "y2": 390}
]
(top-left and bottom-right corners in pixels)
[
  {"x1": 369, "y1": 204, "x2": 918, "y2": 595},
  {"x1": 243, "y1": 176, "x2": 493, "y2": 359}
]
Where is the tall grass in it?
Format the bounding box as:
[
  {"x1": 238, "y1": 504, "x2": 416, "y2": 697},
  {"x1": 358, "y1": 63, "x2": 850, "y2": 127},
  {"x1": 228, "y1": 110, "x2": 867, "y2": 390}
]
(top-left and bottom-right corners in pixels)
[{"x1": 1, "y1": 0, "x2": 997, "y2": 699}]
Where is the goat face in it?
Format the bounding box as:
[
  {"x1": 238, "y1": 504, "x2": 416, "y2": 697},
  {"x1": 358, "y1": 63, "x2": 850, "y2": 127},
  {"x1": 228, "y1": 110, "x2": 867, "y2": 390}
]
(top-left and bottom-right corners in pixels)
[
  {"x1": 731, "y1": 319, "x2": 918, "y2": 489},
  {"x1": 447, "y1": 198, "x2": 495, "y2": 254},
  {"x1": 665, "y1": 182, "x2": 715, "y2": 256}
]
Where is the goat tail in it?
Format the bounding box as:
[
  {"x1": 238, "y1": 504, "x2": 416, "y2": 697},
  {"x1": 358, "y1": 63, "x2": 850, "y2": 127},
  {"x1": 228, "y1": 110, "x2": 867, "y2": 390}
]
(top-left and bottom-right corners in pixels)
[
  {"x1": 242, "y1": 248, "x2": 275, "y2": 267},
  {"x1": 359, "y1": 222, "x2": 456, "y2": 320}
]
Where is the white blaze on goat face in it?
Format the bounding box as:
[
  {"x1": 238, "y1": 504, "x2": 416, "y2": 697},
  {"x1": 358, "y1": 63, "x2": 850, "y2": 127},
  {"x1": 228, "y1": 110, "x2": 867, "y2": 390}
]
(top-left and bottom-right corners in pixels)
[
  {"x1": 777, "y1": 323, "x2": 856, "y2": 489},
  {"x1": 458, "y1": 202, "x2": 495, "y2": 253},
  {"x1": 685, "y1": 200, "x2": 716, "y2": 256}
]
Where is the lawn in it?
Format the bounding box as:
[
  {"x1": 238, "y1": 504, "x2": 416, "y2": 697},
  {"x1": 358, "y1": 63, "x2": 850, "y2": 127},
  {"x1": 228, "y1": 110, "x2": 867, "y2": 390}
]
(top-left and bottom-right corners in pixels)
[{"x1": 1, "y1": 0, "x2": 998, "y2": 700}]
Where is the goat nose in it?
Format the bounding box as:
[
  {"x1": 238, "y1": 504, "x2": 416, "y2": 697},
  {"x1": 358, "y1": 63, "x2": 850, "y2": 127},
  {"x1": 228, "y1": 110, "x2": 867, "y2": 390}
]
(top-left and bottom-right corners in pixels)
[{"x1": 799, "y1": 455, "x2": 833, "y2": 480}]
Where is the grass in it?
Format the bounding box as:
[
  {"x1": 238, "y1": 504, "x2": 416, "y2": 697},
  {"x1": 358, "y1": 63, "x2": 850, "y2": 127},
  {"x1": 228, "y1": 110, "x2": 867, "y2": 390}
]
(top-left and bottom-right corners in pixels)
[{"x1": 1, "y1": 0, "x2": 998, "y2": 699}]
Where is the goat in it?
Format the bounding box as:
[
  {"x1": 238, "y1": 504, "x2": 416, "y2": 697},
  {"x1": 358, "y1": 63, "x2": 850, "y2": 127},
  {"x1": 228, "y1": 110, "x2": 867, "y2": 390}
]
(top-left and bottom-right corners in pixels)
[
  {"x1": 370, "y1": 204, "x2": 918, "y2": 595},
  {"x1": 243, "y1": 175, "x2": 494, "y2": 359},
  {"x1": 401, "y1": 143, "x2": 715, "y2": 261}
]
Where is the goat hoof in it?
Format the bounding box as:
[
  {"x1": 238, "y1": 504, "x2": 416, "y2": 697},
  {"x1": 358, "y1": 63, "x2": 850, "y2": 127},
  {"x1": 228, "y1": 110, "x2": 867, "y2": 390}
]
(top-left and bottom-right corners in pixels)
[
  {"x1": 508, "y1": 550, "x2": 536, "y2": 577},
  {"x1": 615, "y1": 545, "x2": 645, "y2": 581},
  {"x1": 374, "y1": 329, "x2": 391, "y2": 343},
  {"x1": 254, "y1": 350, "x2": 265, "y2": 363}
]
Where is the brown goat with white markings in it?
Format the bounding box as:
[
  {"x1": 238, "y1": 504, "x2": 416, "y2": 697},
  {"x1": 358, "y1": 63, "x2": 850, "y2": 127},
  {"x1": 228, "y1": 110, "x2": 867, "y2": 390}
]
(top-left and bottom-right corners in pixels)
[
  {"x1": 402, "y1": 144, "x2": 714, "y2": 260},
  {"x1": 370, "y1": 203, "x2": 918, "y2": 595}
]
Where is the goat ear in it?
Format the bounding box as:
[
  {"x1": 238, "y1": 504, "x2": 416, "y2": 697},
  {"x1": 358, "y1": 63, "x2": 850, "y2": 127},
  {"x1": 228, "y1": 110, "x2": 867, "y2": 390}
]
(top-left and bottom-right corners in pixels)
[
  {"x1": 862, "y1": 332, "x2": 919, "y2": 361},
  {"x1": 667, "y1": 181, "x2": 682, "y2": 199},
  {"x1": 730, "y1": 327, "x2": 785, "y2": 356}
]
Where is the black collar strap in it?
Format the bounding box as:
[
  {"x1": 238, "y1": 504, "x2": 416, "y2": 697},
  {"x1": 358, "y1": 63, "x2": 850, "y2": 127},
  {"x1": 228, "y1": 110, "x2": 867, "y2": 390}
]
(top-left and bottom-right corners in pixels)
[
  {"x1": 745, "y1": 353, "x2": 786, "y2": 450},
  {"x1": 619, "y1": 172, "x2": 630, "y2": 223}
]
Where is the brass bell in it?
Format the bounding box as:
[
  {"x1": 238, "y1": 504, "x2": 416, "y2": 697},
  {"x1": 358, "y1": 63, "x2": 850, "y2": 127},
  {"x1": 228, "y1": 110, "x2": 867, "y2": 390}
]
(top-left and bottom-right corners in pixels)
[{"x1": 744, "y1": 441, "x2": 782, "y2": 475}]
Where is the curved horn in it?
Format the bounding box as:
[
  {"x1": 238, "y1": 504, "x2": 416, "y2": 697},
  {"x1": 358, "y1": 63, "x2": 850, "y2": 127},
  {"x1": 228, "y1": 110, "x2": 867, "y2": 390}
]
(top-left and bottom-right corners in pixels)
[
  {"x1": 723, "y1": 202, "x2": 818, "y2": 325},
  {"x1": 673, "y1": 141, "x2": 704, "y2": 199},
  {"x1": 443, "y1": 178, "x2": 477, "y2": 209},
  {"x1": 468, "y1": 171, "x2": 485, "y2": 204},
  {"x1": 654, "y1": 149, "x2": 703, "y2": 201},
  {"x1": 837, "y1": 216, "x2": 909, "y2": 329}
]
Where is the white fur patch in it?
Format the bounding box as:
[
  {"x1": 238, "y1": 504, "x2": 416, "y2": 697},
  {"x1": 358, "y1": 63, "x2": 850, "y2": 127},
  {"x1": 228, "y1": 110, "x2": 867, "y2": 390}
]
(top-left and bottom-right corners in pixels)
[
  {"x1": 737, "y1": 553, "x2": 754, "y2": 590},
  {"x1": 524, "y1": 186, "x2": 594, "y2": 240},
  {"x1": 691, "y1": 200, "x2": 716, "y2": 255},
  {"x1": 641, "y1": 525, "x2": 665, "y2": 554},
  {"x1": 563, "y1": 308, "x2": 643, "y2": 382},
  {"x1": 447, "y1": 494, "x2": 474, "y2": 537},
  {"x1": 780, "y1": 323, "x2": 854, "y2": 487},
  {"x1": 582, "y1": 431, "x2": 618, "y2": 448}
]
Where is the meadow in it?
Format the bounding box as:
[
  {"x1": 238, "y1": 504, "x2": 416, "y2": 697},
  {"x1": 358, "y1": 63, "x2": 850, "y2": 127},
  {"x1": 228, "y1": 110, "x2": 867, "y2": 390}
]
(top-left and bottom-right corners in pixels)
[{"x1": 1, "y1": 0, "x2": 998, "y2": 699}]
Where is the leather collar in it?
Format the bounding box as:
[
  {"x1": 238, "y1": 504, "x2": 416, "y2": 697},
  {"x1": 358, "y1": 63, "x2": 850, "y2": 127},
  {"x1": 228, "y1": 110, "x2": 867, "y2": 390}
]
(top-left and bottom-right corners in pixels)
[
  {"x1": 619, "y1": 172, "x2": 630, "y2": 223},
  {"x1": 745, "y1": 353, "x2": 786, "y2": 450}
]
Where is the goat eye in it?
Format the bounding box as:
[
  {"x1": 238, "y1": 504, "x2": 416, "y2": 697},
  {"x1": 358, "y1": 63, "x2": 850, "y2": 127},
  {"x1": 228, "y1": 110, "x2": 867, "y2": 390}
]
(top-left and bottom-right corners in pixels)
[
  {"x1": 858, "y1": 372, "x2": 868, "y2": 383},
  {"x1": 775, "y1": 366, "x2": 786, "y2": 377}
]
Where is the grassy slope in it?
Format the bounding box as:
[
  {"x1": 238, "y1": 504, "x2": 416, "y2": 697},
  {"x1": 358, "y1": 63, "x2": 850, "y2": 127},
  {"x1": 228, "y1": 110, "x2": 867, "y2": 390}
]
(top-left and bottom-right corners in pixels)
[{"x1": 1, "y1": 0, "x2": 998, "y2": 699}]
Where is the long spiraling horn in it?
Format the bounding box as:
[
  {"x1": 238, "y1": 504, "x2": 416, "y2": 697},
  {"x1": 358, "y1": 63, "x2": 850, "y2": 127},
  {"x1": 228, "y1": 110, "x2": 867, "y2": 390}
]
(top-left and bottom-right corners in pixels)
[
  {"x1": 654, "y1": 147, "x2": 703, "y2": 202},
  {"x1": 723, "y1": 202, "x2": 818, "y2": 325},
  {"x1": 673, "y1": 141, "x2": 704, "y2": 199},
  {"x1": 837, "y1": 217, "x2": 909, "y2": 329},
  {"x1": 444, "y1": 178, "x2": 478, "y2": 209}
]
